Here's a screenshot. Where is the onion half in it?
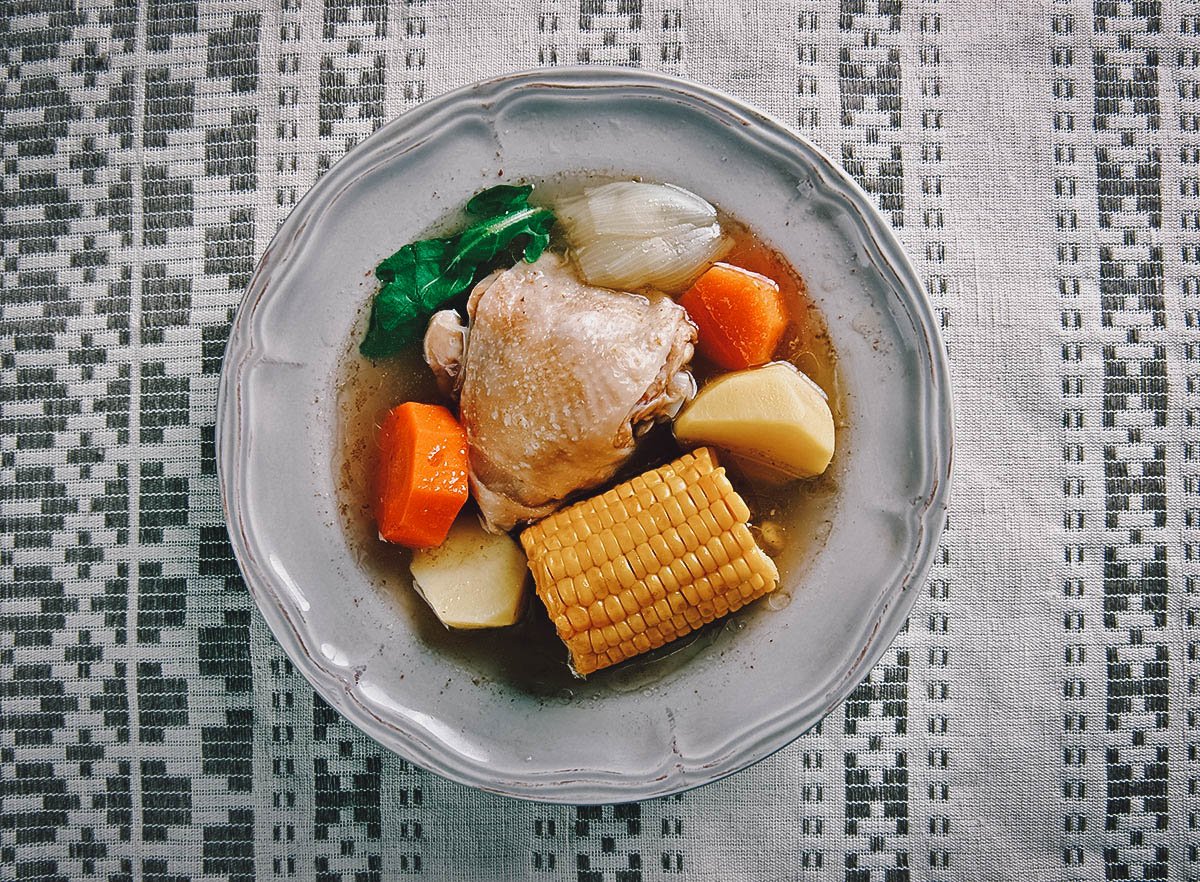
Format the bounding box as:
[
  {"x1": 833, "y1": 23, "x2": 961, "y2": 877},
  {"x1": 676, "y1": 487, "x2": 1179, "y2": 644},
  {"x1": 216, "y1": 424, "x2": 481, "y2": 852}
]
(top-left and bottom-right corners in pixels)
[{"x1": 558, "y1": 182, "x2": 729, "y2": 293}]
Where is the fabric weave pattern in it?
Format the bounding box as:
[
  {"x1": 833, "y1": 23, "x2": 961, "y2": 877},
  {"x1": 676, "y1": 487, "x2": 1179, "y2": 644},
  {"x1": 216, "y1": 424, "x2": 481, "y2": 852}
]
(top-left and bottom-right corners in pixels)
[{"x1": 1, "y1": 1, "x2": 1196, "y2": 879}]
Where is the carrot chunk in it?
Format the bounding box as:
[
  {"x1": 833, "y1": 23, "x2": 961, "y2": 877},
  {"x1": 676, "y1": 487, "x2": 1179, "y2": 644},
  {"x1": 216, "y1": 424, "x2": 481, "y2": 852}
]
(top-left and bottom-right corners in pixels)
[
  {"x1": 374, "y1": 402, "x2": 470, "y2": 549},
  {"x1": 679, "y1": 262, "x2": 788, "y2": 370}
]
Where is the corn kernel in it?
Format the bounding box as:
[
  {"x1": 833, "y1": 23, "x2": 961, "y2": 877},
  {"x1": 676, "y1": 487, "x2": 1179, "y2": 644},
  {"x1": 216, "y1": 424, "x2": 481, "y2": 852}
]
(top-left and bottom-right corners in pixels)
[{"x1": 520, "y1": 448, "x2": 778, "y2": 676}]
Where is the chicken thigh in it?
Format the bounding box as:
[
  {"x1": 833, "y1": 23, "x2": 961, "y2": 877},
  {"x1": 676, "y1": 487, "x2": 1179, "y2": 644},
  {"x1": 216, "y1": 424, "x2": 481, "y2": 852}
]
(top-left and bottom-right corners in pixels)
[{"x1": 424, "y1": 253, "x2": 696, "y2": 532}]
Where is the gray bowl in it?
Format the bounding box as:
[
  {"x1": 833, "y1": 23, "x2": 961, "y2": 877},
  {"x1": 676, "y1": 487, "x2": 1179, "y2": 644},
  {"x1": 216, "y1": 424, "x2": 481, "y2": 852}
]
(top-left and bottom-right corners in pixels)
[{"x1": 217, "y1": 68, "x2": 952, "y2": 803}]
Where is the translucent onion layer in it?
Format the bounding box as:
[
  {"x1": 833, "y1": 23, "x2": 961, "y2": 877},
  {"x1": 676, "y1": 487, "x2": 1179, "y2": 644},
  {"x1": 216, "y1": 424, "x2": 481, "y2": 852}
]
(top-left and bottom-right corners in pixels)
[{"x1": 558, "y1": 182, "x2": 729, "y2": 293}]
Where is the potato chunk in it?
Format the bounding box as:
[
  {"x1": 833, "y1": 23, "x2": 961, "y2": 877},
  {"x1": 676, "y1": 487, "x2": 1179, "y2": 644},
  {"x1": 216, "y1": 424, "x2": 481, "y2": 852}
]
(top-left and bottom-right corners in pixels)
[
  {"x1": 409, "y1": 516, "x2": 529, "y2": 628},
  {"x1": 673, "y1": 362, "x2": 835, "y2": 481}
]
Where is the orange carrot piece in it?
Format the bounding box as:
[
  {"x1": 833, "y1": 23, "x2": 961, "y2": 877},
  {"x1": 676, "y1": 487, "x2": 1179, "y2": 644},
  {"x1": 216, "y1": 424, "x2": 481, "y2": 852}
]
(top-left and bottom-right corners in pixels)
[
  {"x1": 679, "y1": 262, "x2": 788, "y2": 370},
  {"x1": 374, "y1": 402, "x2": 470, "y2": 549}
]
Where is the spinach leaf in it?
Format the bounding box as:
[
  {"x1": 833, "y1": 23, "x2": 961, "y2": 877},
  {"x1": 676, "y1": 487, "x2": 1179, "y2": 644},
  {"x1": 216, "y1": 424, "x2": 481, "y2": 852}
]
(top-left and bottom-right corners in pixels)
[
  {"x1": 465, "y1": 184, "x2": 535, "y2": 217},
  {"x1": 451, "y1": 205, "x2": 555, "y2": 270},
  {"x1": 360, "y1": 185, "x2": 556, "y2": 358}
]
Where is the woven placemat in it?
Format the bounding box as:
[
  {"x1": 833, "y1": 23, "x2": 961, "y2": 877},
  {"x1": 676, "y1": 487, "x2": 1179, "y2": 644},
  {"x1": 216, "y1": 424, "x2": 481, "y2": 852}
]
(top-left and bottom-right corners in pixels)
[{"x1": 1, "y1": 1, "x2": 1195, "y2": 879}]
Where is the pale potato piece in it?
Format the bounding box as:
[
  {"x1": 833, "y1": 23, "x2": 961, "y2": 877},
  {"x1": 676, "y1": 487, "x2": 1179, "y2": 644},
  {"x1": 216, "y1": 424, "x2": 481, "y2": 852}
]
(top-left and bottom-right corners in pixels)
[
  {"x1": 674, "y1": 362, "x2": 835, "y2": 481},
  {"x1": 409, "y1": 516, "x2": 529, "y2": 629}
]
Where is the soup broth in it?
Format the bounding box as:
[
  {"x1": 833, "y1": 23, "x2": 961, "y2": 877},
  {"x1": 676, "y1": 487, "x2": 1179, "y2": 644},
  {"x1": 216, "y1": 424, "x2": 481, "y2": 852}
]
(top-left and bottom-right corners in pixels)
[{"x1": 334, "y1": 198, "x2": 843, "y2": 695}]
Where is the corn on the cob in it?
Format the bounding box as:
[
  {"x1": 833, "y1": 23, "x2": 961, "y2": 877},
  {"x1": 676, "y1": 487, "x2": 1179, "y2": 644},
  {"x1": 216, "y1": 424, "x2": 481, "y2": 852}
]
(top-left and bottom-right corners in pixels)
[{"x1": 520, "y1": 447, "x2": 779, "y2": 676}]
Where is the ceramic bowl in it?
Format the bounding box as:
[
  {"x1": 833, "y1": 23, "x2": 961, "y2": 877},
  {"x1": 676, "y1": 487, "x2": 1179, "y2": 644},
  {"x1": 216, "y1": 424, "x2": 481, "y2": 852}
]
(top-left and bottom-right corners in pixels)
[{"x1": 217, "y1": 68, "x2": 952, "y2": 802}]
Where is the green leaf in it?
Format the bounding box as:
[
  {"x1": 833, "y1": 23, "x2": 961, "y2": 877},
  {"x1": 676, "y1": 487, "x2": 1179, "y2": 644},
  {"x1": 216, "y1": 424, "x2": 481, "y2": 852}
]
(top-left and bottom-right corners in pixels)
[
  {"x1": 376, "y1": 237, "x2": 452, "y2": 285},
  {"x1": 465, "y1": 184, "x2": 533, "y2": 216},
  {"x1": 522, "y1": 211, "x2": 555, "y2": 262},
  {"x1": 360, "y1": 312, "x2": 424, "y2": 358},
  {"x1": 359, "y1": 186, "x2": 558, "y2": 359},
  {"x1": 360, "y1": 279, "x2": 428, "y2": 357},
  {"x1": 451, "y1": 206, "x2": 556, "y2": 270}
]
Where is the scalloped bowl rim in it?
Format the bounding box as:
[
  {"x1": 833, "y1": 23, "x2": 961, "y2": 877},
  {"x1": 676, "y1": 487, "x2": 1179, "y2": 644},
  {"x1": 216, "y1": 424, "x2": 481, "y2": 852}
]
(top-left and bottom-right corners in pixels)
[{"x1": 217, "y1": 67, "x2": 953, "y2": 803}]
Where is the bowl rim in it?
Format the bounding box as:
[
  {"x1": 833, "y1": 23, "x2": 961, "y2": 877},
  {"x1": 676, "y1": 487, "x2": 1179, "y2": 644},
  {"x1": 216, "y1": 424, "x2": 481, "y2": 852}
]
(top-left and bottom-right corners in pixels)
[{"x1": 217, "y1": 66, "x2": 953, "y2": 803}]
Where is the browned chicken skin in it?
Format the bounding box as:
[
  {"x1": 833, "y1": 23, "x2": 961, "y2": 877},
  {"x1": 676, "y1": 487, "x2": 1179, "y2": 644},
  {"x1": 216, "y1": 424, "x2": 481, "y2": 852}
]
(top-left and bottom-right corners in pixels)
[{"x1": 423, "y1": 253, "x2": 696, "y2": 532}]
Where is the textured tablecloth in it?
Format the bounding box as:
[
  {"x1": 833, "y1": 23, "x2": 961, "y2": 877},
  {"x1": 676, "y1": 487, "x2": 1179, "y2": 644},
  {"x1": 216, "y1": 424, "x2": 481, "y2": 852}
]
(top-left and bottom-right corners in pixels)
[{"x1": 1, "y1": 0, "x2": 1196, "y2": 879}]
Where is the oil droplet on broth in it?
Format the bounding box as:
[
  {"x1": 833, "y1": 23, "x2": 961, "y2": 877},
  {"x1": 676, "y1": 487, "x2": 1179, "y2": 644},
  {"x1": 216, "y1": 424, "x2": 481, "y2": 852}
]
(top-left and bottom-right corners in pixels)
[{"x1": 768, "y1": 592, "x2": 792, "y2": 612}]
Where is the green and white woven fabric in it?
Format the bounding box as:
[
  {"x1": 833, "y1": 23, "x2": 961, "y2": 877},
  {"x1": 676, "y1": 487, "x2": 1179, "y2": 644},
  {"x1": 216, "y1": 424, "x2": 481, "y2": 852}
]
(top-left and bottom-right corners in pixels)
[{"x1": 1, "y1": 1, "x2": 1195, "y2": 879}]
